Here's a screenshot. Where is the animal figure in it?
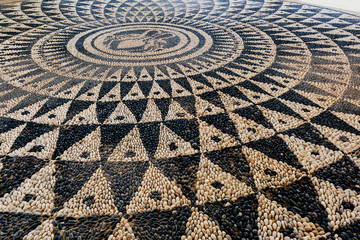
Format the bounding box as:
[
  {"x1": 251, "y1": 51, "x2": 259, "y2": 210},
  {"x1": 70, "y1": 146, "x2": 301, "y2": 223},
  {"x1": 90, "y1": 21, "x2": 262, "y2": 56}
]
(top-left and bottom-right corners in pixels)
[{"x1": 103, "y1": 30, "x2": 176, "y2": 51}]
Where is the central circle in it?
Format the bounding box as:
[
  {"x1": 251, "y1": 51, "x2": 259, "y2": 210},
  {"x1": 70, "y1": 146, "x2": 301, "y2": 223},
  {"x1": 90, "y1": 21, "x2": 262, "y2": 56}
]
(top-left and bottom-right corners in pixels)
[
  {"x1": 67, "y1": 23, "x2": 214, "y2": 66},
  {"x1": 31, "y1": 19, "x2": 246, "y2": 81}
]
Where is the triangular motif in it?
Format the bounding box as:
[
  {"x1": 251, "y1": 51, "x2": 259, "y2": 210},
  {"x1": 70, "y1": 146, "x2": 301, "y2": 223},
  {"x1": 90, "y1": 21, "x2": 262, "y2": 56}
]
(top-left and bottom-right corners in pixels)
[
  {"x1": 279, "y1": 134, "x2": 343, "y2": 174},
  {"x1": 195, "y1": 155, "x2": 253, "y2": 205},
  {"x1": 313, "y1": 123, "x2": 360, "y2": 153},
  {"x1": 10, "y1": 128, "x2": 59, "y2": 159},
  {"x1": 65, "y1": 103, "x2": 99, "y2": 125},
  {"x1": 139, "y1": 99, "x2": 162, "y2": 123},
  {"x1": 229, "y1": 112, "x2": 275, "y2": 144},
  {"x1": 243, "y1": 146, "x2": 306, "y2": 190},
  {"x1": 32, "y1": 101, "x2": 72, "y2": 125},
  {"x1": 104, "y1": 101, "x2": 137, "y2": 124},
  {"x1": 59, "y1": 127, "x2": 101, "y2": 161},
  {"x1": 155, "y1": 123, "x2": 198, "y2": 160},
  {"x1": 182, "y1": 208, "x2": 231, "y2": 240},
  {"x1": 126, "y1": 164, "x2": 190, "y2": 215},
  {"x1": 198, "y1": 119, "x2": 239, "y2": 152},
  {"x1": 107, "y1": 126, "x2": 148, "y2": 162},
  {"x1": 258, "y1": 105, "x2": 305, "y2": 132},
  {"x1": 0, "y1": 162, "x2": 55, "y2": 215},
  {"x1": 56, "y1": 167, "x2": 118, "y2": 217}
]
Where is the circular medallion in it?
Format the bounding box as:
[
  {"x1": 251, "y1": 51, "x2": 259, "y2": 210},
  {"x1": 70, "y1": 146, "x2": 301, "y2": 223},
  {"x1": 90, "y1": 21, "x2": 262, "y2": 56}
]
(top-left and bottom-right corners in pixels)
[{"x1": 32, "y1": 21, "x2": 244, "y2": 77}]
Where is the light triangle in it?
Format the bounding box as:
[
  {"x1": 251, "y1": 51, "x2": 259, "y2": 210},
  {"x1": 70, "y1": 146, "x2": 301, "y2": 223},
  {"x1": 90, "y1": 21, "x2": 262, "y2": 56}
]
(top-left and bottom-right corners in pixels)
[
  {"x1": 139, "y1": 99, "x2": 162, "y2": 123},
  {"x1": 65, "y1": 103, "x2": 99, "y2": 125},
  {"x1": 123, "y1": 82, "x2": 145, "y2": 100},
  {"x1": 279, "y1": 134, "x2": 343, "y2": 174},
  {"x1": 6, "y1": 99, "x2": 48, "y2": 122},
  {"x1": 0, "y1": 162, "x2": 56, "y2": 215},
  {"x1": 126, "y1": 164, "x2": 190, "y2": 215},
  {"x1": 155, "y1": 123, "x2": 198, "y2": 160},
  {"x1": 279, "y1": 98, "x2": 322, "y2": 120},
  {"x1": 258, "y1": 105, "x2": 304, "y2": 132},
  {"x1": 56, "y1": 167, "x2": 119, "y2": 217},
  {"x1": 32, "y1": 101, "x2": 72, "y2": 125},
  {"x1": 312, "y1": 123, "x2": 360, "y2": 153},
  {"x1": 229, "y1": 112, "x2": 275, "y2": 144},
  {"x1": 165, "y1": 99, "x2": 194, "y2": 120},
  {"x1": 243, "y1": 146, "x2": 306, "y2": 190},
  {"x1": 195, "y1": 96, "x2": 224, "y2": 117},
  {"x1": 59, "y1": 127, "x2": 101, "y2": 162},
  {"x1": 108, "y1": 217, "x2": 138, "y2": 240},
  {"x1": 107, "y1": 126, "x2": 148, "y2": 162},
  {"x1": 195, "y1": 155, "x2": 253, "y2": 205},
  {"x1": 182, "y1": 208, "x2": 231, "y2": 240},
  {"x1": 104, "y1": 101, "x2": 137, "y2": 124},
  {"x1": 10, "y1": 128, "x2": 59, "y2": 160},
  {"x1": 198, "y1": 119, "x2": 239, "y2": 152}
]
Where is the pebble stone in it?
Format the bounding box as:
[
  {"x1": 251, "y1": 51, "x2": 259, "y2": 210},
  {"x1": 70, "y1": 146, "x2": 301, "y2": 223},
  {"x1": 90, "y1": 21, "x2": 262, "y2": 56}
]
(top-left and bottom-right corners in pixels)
[{"x1": 0, "y1": 0, "x2": 359, "y2": 239}]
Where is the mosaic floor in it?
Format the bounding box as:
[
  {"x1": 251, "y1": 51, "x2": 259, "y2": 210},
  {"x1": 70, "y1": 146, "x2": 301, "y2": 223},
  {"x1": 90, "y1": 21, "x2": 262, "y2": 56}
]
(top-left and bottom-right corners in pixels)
[{"x1": 0, "y1": 0, "x2": 359, "y2": 239}]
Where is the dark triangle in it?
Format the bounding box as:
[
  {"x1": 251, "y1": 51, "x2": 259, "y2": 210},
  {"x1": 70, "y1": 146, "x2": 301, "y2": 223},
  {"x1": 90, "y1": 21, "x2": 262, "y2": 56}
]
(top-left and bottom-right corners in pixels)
[
  {"x1": 188, "y1": 74, "x2": 213, "y2": 88},
  {"x1": 138, "y1": 122, "x2": 161, "y2": 158},
  {"x1": 153, "y1": 153, "x2": 200, "y2": 204},
  {"x1": 131, "y1": 206, "x2": 191, "y2": 239},
  {"x1": 137, "y1": 80, "x2": 153, "y2": 97},
  {"x1": 265, "y1": 176, "x2": 329, "y2": 229},
  {"x1": 315, "y1": 156, "x2": 360, "y2": 194},
  {"x1": 11, "y1": 122, "x2": 56, "y2": 151},
  {"x1": 246, "y1": 136, "x2": 304, "y2": 169},
  {"x1": 96, "y1": 101, "x2": 119, "y2": 124},
  {"x1": 311, "y1": 111, "x2": 360, "y2": 135},
  {"x1": 174, "y1": 77, "x2": 193, "y2": 93},
  {"x1": 53, "y1": 161, "x2": 100, "y2": 210},
  {"x1": 260, "y1": 98, "x2": 303, "y2": 119},
  {"x1": 200, "y1": 113, "x2": 239, "y2": 137},
  {"x1": 7, "y1": 94, "x2": 47, "y2": 114},
  {"x1": 32, "y1": 98, "x2": 70, "y2": 119},
  {"x1": 232, "y1": 105, "x2": 274, "y2": 129},
  {"x1": 123, "y1": 99, "x2": 148, "y2": 122},
  {"x1": 156, "y1": 80, "x2": 172, "y2": 97},
  {"x1": 0, "y1": 213, "x2": 46, "y2": 238},
  {"x1": 165, "y1": 119, "x2": 200, "y2": 149},
  {"x1": 199, "y1": 194, "x2": 259, "y2": 239},
  {"x1": 98, "y1": 81, "x2": 118, "y2": 100},
  {"x1": 280, "y1": 90, "x2": 321, "y2": 108},
  {"x1": 102, "y1": 161, "x2": 149, "y2": 213},
  {"x1": 0, "y1": 117, "x2": 25, "y2": 134},
  {"x1": 283, "y1": 123, "x2": 339, "y2": 151},
  {"x1": 329, "y1": 100, "x2": 360, "y2": 116},
  {"x1": 199, "y1": 91, "x2": 225, "y2": 109},
  {"x1": 53, "y1": 216, "x2": 120, "y2": 240},
  {"x1": 64, "y1": 100, "x2": 92, "y2": 123},
  {"x1": 100, "y1": 124, "x2": 135, "y2": 160},
  {"x1": 174, "y1": 96, "x2": 196, "y2": 116},
  {"x1": 145, "y1": 66, "x2": 155, "y2": 79},
  {"x1": 219, "y1": 86, "x2": 251, "y2": 102},
  {"x1": 74, "y1": 81, "x2": 100, "y2": 99},
  {"x1": 52, "y1": 125, "x2": 97, "y2": 159},
  {"x1": 238, "y1": 80, "x2": 269, "y2": 95},
  {"x1": 154, "y1": 98, "x2": 171, "y2": 120},
  {"x1": 0, "y1": 155, "x2": 47, "y2": 198},
  {"x1": 120, "y1": 82, "x2": 136, "y2": 99},
  {"x1": 205, "y1": 146, "x2": 256, "y2": 190}
]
